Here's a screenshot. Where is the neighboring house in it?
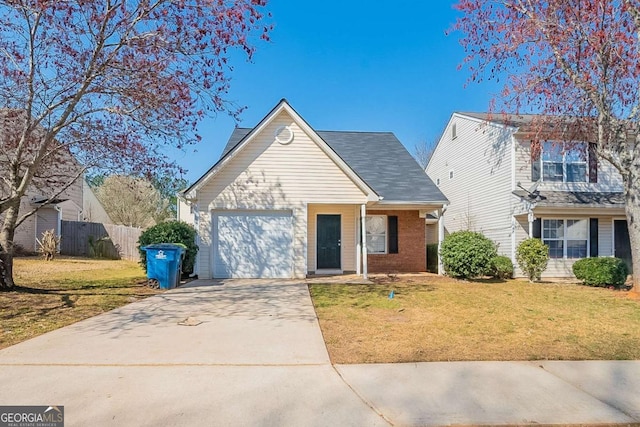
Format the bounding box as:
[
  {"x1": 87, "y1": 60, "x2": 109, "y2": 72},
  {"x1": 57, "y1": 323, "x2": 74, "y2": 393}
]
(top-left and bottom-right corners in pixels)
[
  {"x1": 426, "y1": 112, "x2": 632, "y2": 278},
  {"x1": 13, "y1": 177, "x2": 113, "y2": 253},
  {"x1": 13, "y1": 177, "x2": 82, "y2": 253},
  {"x1": 179, "y1": 99, "x2": 447, "y2": 279},
  {"x1": 1, "y1": 109, "x2": 112, "y2": 253}
]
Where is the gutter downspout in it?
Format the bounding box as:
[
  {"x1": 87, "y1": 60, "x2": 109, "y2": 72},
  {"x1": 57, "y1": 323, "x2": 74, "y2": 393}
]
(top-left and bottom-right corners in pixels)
[
  {"x1": 190, "y1": 203, "x2": 199, "y2": 278},
  {"x1": 54, "y1": 205, "x2": 62, "y2": 253},
  {"x1": 437, "y1": 205, "x2": 447, "y2": 275},
  {"x1": 361, "y1": 204, "x2": 367, "y2": 279}
]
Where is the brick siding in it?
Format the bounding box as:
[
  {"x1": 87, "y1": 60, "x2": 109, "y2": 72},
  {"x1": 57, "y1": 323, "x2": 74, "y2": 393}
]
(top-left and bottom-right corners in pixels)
[{"x1": 368, "y1": 210, "x2": 426, "y2": 273}]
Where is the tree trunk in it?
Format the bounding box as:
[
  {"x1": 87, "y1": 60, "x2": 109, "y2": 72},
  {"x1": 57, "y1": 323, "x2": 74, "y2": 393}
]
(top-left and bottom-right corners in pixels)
[
  {"x1": 0, "y1": 200, "x2": 20, "y2": 291},
  {"x1": 624, "y1": 167, "x2": 640, "y2": 293}
]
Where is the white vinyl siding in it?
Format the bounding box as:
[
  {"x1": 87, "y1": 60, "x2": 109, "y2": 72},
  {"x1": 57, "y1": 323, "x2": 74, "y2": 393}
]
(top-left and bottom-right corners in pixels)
[
  {"x1": 426, "y1": 114, "x2": 515, "y2": 259},
  {"x1": 196, "y1": 110, "x2": 368, "y2": 279}
]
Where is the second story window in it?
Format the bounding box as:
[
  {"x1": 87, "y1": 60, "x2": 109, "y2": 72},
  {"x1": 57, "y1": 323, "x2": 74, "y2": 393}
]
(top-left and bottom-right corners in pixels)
[{"x1": 541, "y1": 142, "x2": 587, "y2": 183}]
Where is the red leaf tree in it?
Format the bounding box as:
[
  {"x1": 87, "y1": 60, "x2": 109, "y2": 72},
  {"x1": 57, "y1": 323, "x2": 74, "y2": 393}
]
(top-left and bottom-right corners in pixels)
[
  {"x1": 453, "y1": 0, "x2": 640, "y2": 291},
  {"x1": 0, "y1": 0, "x2": 271, "y2": 289}
]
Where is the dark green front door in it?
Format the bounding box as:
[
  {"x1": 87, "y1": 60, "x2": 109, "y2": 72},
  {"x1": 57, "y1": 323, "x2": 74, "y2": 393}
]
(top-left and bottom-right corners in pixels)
[
  {"x1": 317, "y1": 214, "x2": 341, "y2": 269},
  {"x1": 615, "y1": 220, "x2": 633, "y2": 273}
]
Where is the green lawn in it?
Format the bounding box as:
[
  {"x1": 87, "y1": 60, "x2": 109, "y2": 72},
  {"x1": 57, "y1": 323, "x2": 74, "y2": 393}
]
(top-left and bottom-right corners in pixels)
[
  {"x1": 0, "y1": 256, "x2": 160, "y2": 349},
  {"x1": 309, "y1": 274, "x2": 640, "y2": 363}
]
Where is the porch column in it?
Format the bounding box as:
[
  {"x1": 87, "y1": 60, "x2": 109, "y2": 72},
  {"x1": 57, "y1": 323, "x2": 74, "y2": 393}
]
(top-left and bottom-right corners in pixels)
[
  {"x1": 356, "y1": 207, "x2": 361, "y2": 275},
  {"x1": 437, "y1": 208, "x2": 444, "y2": 275},
  {"x1": 528, "y1": 210, "x2": 535, "y2": 238},
  {"x1": 361, "y1": 204, "x2": 368, "y2": 279}
]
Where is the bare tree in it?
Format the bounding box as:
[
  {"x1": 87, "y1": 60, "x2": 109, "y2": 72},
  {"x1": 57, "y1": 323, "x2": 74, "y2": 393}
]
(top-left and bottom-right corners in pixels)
[
  {"x1": 413, "y1": 139, "x2": 437, "y2": 169},
  {"x1": 0, "y1": 1, "x2": 271, "y2": 289},
  {"x1": 95, "y1": 175, "x2": 169, "y2": 228}
]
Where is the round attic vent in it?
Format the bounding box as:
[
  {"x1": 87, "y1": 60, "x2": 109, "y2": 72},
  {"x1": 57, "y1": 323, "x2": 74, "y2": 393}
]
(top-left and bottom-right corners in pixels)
[{"x1": 274, "y1": 125, "x2": 294, "y2": 145}]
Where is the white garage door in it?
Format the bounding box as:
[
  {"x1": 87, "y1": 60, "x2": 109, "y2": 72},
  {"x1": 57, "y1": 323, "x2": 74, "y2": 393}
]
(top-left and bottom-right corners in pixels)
[{"x1": 213, "y1": 211, "x2": 294, "y2": 278}]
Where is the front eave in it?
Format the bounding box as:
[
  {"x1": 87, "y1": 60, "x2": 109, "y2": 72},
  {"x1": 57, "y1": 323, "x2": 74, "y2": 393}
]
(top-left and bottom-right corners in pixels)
[{"x1": 183, "y1": 99, "x2": 379, "y2": 201}]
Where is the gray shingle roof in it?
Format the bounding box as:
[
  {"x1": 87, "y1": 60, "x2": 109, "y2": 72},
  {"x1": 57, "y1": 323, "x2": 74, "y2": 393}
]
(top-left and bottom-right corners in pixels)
[
  {"x1": 513, "y1": 190, "x2": 624, "y2": 208},
  {"x1": 221, "y1": 127, "x2": 447, "y2": 203}
]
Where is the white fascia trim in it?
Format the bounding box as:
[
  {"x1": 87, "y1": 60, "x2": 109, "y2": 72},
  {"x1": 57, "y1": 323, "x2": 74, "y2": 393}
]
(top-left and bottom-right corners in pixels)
[
  {"x1": 187, "y1": 100, "x2": 379, "y2": 202},
  {"x1": 369, "y1": 201, "x2": 448, "y2": 208},
  {"x1": 453, "y1": 112, "x2": 518, "y2": 130}
]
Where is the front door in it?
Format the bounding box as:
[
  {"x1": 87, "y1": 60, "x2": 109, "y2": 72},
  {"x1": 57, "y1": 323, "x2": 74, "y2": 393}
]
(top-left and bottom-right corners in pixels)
[
  {"x1": 317, "y1": 214, "x2": 341, "y2": 269},
  {"x1": 614, "y1": 220, "x2": 633, "y2": 274}
]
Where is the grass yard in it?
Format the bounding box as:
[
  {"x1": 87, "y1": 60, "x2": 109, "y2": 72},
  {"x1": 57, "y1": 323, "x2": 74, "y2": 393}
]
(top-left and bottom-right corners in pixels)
[
  {"x1": 0, "y1": 256, "x2": 160, "y2": 349},
  {"x1": 309, "y1": 274, "x2": 640, "y2": 364}
]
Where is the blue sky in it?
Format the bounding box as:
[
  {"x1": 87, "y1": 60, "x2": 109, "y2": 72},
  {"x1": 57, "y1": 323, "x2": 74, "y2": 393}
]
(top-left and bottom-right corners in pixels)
[{"x1": 173, "y1": 1, "x2": 500, "y2": 184}]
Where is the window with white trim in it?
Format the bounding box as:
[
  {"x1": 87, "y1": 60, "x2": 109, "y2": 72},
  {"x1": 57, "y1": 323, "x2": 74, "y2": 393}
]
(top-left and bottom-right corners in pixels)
[
  {"x1": 365, "y1": 215, "x2": 387, "y2": 254},
  {"x1": 542, "y1": 219, "x2": 588, "y2": 259},
  {"x1": 541, "y1": 142, "x2": 587, "y2": 183}
]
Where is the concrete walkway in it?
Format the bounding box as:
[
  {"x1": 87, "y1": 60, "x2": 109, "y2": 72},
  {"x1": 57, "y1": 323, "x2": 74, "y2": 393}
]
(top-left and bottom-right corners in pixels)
[{"x1": 0, "y1": 279, "x2": 639, "y2": 426}]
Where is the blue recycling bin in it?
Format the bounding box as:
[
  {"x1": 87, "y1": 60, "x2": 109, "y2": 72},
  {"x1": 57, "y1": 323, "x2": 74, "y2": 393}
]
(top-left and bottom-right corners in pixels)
[{"x1": 142, "y1": 244, "x2": 185, "y2": 289}]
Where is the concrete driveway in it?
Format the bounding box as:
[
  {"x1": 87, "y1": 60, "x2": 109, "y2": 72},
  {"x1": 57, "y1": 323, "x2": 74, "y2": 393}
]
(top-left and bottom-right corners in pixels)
[
  {"x1": 1, "y1": 279, "x2": 639, "y2": 426},
  {"x1": 0, "y1": 279, "x2": 388, "y2": 426}
]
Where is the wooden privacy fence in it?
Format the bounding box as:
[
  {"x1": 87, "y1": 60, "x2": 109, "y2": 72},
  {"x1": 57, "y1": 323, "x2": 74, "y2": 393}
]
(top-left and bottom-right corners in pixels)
[{"x1": 60, "y1": 221, "x2": 142, "y2": 261}]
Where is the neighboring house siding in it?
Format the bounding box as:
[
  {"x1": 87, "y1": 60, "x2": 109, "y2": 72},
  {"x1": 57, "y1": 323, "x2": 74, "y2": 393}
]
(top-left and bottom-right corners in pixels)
[
  {"x1": 426, "y1": 115, "x2": 514, "y2": 258},
  {"x1": 35, "y1": 207, "x2": 59, "y2": 245},
  {"x1": 307, "y1": 204, "x2": 358, "y2": 273},
  {"x1": 177, "y1": 199, "x2": 194, "y2": 225},
  {"x1": 367, "y1": 209, "x2": 426, "y2": 273},
  {"x1": 57, "y1": 177, "x2": 83, "y2": 221},
  {"x1": 13, "y1": 198, "x2": 37, "y2": 252},
  {"x1": 196, "y1": 110, "x2": 368, "y2": 279},
  {"x1": 82, "y1": 181, "x2": 113, "y2": 224}
]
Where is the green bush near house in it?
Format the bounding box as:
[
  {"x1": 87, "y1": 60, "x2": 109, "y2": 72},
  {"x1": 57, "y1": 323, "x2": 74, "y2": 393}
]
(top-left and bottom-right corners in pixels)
[
  {"x1": 490, "y1": 255, "x2": 514, "y2": 279},
  {"x1": 440, "y1": 231, "x2": 497, "y2": 279},
  {"x1": 138, "y1": 221, "x2": 198, "y2": 275},
  {"x1": 516, "y1": 238, "x2": 549, "y2": 282},
  {"x1": 573, "y1": 257, "x2": 629, "y2": 288}
]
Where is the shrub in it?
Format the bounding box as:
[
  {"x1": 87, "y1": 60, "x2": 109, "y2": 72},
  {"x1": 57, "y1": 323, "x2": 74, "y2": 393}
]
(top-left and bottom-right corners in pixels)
[
  {"x1": 440, "y1": 231, "x2": 497, "y2": 279},
  {"x1": 491, "y1": 255, "x2": 514, "y2": 279},
  {"x1": 572, "y1": 257, "x2": 629, "y2": 288},
  {"x1": 138, "y1": 221, "x2": 198, "y2": 275},
  {"x1": 36, "y1": 229, "x2": 60, "y2": 261},
  {"x1": 516, "y1": 238, "x2": 549, "y2": 282}
]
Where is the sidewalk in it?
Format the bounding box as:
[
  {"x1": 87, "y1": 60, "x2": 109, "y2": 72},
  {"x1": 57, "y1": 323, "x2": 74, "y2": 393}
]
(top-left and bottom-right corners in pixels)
[
  {"x1": 337, "y1": 360, "x2": 640, "y2": 426},
  {"x1": 0, "y1": 279, "x2": 638, "y2": 426}
]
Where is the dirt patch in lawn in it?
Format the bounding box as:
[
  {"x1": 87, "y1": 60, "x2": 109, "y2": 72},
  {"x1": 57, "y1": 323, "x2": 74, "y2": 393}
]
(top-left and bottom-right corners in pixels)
[
  {"x1": 309, "y1": 273, "x2": 640, "y2": 364},
  {"x1": 0, "y1": 256, "x2": 161, "y2": 349}
]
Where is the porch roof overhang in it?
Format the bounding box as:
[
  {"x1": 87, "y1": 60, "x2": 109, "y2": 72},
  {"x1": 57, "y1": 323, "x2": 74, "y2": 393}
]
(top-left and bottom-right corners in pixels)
[
  {"x1": 512, "y1": 190, "x2": 626, "y2": 217},
  {"x1": 30, "y1": 197, "x2": 68, "y2": 206},
  {"x1": 365, "y1": 200, "x2": 447, "y2": 218}
]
